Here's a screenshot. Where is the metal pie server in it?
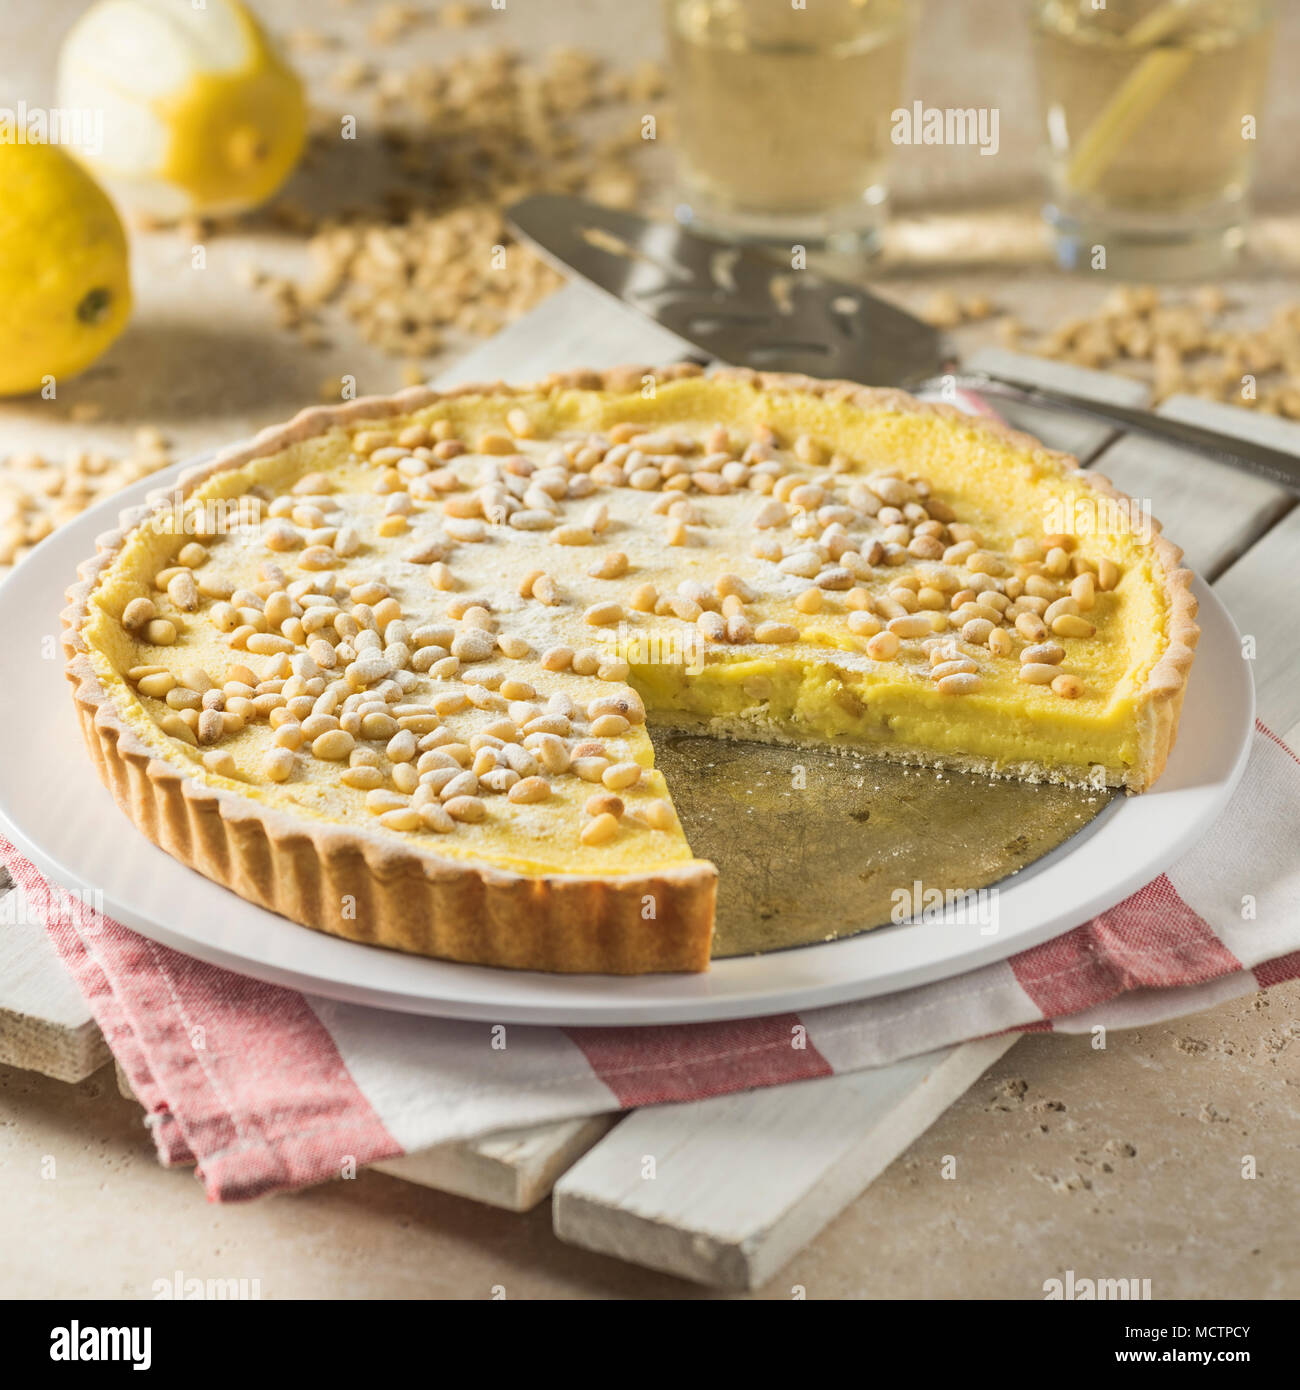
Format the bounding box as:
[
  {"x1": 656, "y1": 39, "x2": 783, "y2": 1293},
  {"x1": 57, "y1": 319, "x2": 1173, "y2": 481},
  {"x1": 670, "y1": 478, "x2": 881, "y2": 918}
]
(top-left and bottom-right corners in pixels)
[{"x1": 507, "y1": 194, "x2": 1300, "y2": 495}]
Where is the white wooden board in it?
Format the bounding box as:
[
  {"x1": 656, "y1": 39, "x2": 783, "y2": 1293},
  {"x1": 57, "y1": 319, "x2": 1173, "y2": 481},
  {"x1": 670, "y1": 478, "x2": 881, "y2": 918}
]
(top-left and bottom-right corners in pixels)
[
  {"x1": 0, "y1": 868, "x2": 108, "y2": 1083},
  {"x1": 553, "y1": 1037, "x2": 1016, "y2": 1290},
  {"x1": 373, "y1": 1116, "x2": 617, "y2": 1212}
]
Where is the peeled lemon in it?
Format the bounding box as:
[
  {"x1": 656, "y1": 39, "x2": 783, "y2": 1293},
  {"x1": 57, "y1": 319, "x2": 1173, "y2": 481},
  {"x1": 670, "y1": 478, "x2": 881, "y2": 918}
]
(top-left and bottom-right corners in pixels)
[
  {"x1": 57, "y1": 0, "x2": 306, "y2": 220},
  {"x1": 0, "y1": 142, "x2": 132, "y2": 397}
]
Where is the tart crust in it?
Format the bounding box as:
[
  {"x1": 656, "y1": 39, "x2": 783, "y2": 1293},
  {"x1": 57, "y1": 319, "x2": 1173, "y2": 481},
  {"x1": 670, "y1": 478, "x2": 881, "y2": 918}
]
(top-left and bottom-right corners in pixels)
[{"x1": 62, "y1": 365, "x2": 1198, "y2": 973}]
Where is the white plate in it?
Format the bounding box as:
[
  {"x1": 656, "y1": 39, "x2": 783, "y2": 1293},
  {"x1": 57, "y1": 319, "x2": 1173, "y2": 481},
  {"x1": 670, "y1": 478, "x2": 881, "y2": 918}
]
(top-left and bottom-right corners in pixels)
[{"x1": 0, "y1": 465, "x2": 1253, "y2": 1025}]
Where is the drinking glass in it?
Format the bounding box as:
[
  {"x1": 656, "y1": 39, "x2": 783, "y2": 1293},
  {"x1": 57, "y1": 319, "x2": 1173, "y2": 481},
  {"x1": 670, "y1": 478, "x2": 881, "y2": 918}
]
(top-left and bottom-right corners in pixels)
[
  {"x1": 1032, "y1": 0, "x2": 1275, "y2": 276},
  {"x1": 664, "y1": 0, "x2": 915, "y2": 253}
]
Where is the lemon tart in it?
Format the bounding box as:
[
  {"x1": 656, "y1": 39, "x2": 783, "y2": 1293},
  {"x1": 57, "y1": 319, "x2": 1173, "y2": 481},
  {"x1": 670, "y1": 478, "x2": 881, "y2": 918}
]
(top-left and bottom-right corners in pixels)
[{"x1": 63, "y1": 366, "x2": 1198, "y2": 973}]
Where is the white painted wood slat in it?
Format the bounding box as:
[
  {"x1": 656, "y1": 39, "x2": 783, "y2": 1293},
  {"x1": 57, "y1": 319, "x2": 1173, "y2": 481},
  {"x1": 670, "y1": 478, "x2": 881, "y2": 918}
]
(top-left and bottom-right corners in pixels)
[
  {"x1": 553, "y1": 1037, "x2": 1015, "y2": 1290},
  {"x1": 0, "y1": 870, "x2": 108, "y2": 1083},
  {"x1": 372, "y1": 1116, "x2": 618, "y2": 1212},
  {"x1": 1086, "y1": 395, "x2": 1296, "y2": 581}
]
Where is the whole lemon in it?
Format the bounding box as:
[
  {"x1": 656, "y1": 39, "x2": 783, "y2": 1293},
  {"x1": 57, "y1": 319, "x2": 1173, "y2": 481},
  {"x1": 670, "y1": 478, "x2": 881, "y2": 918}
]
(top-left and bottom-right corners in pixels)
[
  {"x1": 57, "y1": 0, "x2": 306, "y2": 220},
  {"x1": 0, "y1": 142, "x2": 132, "y2": 397}
]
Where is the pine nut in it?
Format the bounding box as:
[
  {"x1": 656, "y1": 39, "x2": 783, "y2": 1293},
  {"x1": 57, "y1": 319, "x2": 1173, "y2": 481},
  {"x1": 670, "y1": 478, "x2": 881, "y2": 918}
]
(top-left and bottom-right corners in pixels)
[
  {"x1": 1021, "y1": 643, "x2": 1065, "y2": 666},
  {"x1": 628, "y1": 582, "x2": 657, "y2": 612},
  {"x1": 122, "y1": 597, "x2": 157, "y2": 630},
  {"x1": 508, "y1": 776, "x2": 551, "y2": 803},
  {"x1": 553, "y1": 524, "x2": 594, "y2": 546},
  {"x1": 419, "y1": 803, "x2": 455, "y2": 833},
  {"x1": 588, "y1": 551, "x2": 628, "y2": 579},
  {"x1": 937, "y1": 672, "x2": 981, "y2": 694},
  {"x1": 590, "y1": 714, "x2": 630, "y2": 738},
  {"x1": 145, "y1": 619, "x2": 177, "y2": 645},
  {"x1": 1019, "y1": 663, "x2": 1059, "y2": 685},
  {"x1": 197, "y1": 709, "x2": 224, "y2": 744},
  {"x1": 602, "y1": 761, "x2": 642, "y2": 791},
  {"x1": 584, "y1": 601, "x2": 624, "y2": 627},
  {"x1": 581, "y1": 812, "x2": 619, "y2": 845},
  {"x1": 932, "y1": 658, "x2": 979, "y2": 680},
  {"x1": 1052, "y1": 614, "x2": 1096, "y2": 639},
  {"x1": 160, "y1": 713, "x2": 196, "y2": 744},
  {"x1": 1044, "y1": 546, "x2": 1070, "y2": 576},
  {"x1": 1097, "y1": 558, "x2": 1121, "y2": 591},
  {"x1": 1052, "y1": 673, "x2": 1083, "y2": 699},
  {"x1": 866, "y1": 631, "x2": 901, "y2": 660},
  {"x1": 1070, "y1": 573, "x2": 1096, "y2": 610},
  {"x1": 444, "y1": 794, "x2": 486, "y2": 823},
  {"x1": 312, "y1": 729, "x2": 355, "y2": 760},
  {"x1": 137, "y1": 672, "x2": 175, "y2": 698},
  {"x1": 1044, "y1": 597, "x2": 1080, "y2": 625},
  {"x1": 965, "y1": 551, "x2": 1003, "y2": 576},
  {"x1": 168, "y1": 571, "x2": 199, "y2": 610},
  {"x1": 847, "y1": 611, "x2": 882, "y2": 638},
  {"x1": 572, "y1": 756, "x2": 611, "y2": 783},
  {"x1": 755, "y1": 622, "x2": 799, "y2": 644}
]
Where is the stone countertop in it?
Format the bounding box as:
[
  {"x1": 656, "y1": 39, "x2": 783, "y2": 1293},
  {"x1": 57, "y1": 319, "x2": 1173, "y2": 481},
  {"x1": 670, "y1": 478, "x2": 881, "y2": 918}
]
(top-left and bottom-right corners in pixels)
[
  {"x1": 2, "y1": 980, "x2": 1296, "y2": 1299},
  {"x1": 1, "y1": 0, "x2": 1297, "y2": 1300}
]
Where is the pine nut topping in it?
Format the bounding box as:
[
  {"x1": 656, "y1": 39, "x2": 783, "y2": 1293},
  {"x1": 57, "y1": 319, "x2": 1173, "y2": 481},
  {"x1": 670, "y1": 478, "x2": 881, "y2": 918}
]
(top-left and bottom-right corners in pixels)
[
  {"x1": 580, "y1": 812, "x2": 619, "y2": 846},
  {"x1": 508, "y1": 776, "x2": 551, "y2": 804},
  {"x1": 588, "y1": 551, "x2": 629, "y2": 579},
  {"x1": 1052, "y1": 614, "x2": 1096, "y2": 639},
  {"x1": 583, "y1": 601, "x2": 624, "y2": 627},
  {"x1": 312, "y1": 729, "x2": 355, "y2": 760},
  {"x1": 122, "y1": 597, "x2": 157, "y2": 630},
  {"x1": 932, "y1": 658, "x2": 979, "y2": 680},
  {"x1": 602, "y1": 761, "x2": 642, "y2": 791},
  {"x1": 755, "y1": 621, "x2": 799, "y2": 644},
  {"x1": 263, "y1": 748, "x2": 295, "y2": 782}
]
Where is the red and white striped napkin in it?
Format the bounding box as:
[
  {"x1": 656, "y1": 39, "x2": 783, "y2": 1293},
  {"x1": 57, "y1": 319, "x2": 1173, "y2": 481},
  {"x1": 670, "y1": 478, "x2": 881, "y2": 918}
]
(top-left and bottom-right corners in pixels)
[{"x1": 4, "y1": 719, "x2": 1298, "y2": 1202}]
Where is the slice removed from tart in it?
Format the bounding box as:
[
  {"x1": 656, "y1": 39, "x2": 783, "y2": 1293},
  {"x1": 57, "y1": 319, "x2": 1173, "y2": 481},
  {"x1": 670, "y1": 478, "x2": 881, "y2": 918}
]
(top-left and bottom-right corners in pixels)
[{"x1": 63, "y1": 366, "x2": 1198, "y2": 973}]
